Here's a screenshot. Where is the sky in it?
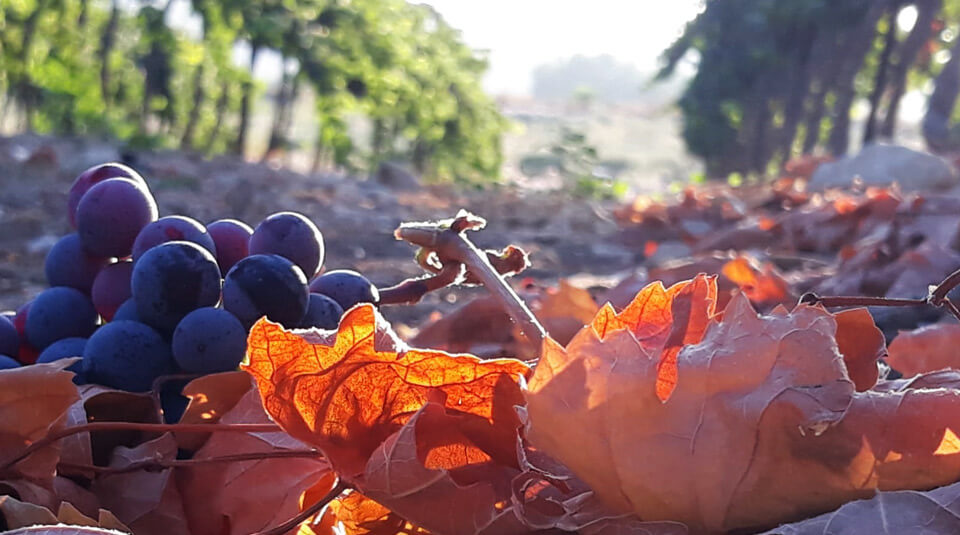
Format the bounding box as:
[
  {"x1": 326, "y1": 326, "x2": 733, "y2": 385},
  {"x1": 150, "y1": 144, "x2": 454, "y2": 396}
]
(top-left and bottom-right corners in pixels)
[{"x1": 423, "y1": 1, "x2": 705, "y2": 95}]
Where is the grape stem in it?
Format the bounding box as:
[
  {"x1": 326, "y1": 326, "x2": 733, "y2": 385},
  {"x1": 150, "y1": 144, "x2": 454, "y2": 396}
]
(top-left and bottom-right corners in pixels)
[
  {"x1": 254, "y1": 479, "x2": 349, "y2": 535},
  {"x1": 57, "y1": 449, "x2": 323, "y2": 475},
  {"x1": 0, "y1": 421, "x2": 281, "y2": 473},
  {"x1": 394, "y1": 210, "x2": 547, "y2": 348}
]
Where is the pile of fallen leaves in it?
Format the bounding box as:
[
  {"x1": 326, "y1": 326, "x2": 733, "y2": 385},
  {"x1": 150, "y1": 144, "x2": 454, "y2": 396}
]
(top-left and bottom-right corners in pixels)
[{"x1": 11, "y1": 178, "x2": 960, "y2": 534}]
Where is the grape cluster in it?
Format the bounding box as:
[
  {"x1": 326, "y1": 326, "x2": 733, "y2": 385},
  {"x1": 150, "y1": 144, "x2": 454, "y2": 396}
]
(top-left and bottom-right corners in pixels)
[{"x1": 1, "y1": 162, "x2": 380, "y2": 421}]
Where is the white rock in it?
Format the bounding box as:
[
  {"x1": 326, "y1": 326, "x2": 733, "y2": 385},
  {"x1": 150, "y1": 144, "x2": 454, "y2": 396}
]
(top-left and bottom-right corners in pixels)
[{"x1": 809, "y1": 143, "x2": 958, "y2": 191}]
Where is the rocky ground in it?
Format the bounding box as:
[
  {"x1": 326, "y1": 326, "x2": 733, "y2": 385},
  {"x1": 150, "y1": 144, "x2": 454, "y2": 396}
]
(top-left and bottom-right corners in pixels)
[{"x1": 0, "y1": 134, "x2": 639, "y2": 330}]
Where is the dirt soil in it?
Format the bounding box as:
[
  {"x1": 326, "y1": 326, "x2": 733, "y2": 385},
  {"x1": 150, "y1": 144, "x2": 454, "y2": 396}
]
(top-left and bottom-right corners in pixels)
[{"x1": 0, "y1": 134, "x2": 640, "y2": 330}]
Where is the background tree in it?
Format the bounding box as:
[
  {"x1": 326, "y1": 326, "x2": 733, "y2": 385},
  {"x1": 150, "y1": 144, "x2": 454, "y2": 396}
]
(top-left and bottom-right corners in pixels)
[{"x1": 660, "y1": 0, "x2": 957, "y2": 178}]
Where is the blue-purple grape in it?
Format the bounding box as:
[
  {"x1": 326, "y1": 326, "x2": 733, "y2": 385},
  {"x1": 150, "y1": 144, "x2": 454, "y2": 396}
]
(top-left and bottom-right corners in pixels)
[
  {"x1": 113, "y1": 299, "x2": 141, "y2": 322},
  {"x1": 222, "y1": 254, "x2": 309, "y2": 328},
  {"x1": 92, "y1": 260, "x2": 133, "y2": 321},
  {"x1": 68, "y1": 163, "x2": 148, "y2": 228},
  {"x1": 298, "y1": 293, "x2": 344, "y2": 329},
  {"x1": 132, "y1": 216, "x2": 217, "y2": 263},
  {"x1": 172, "y1": 307, "x2": 247, "y2": 373},
  {"x1": 76, "y1": 178, "x2": 158, "y2": 257},
  {"x1": 0, "y1": 315, "x2": 18, "y2": 360},
  {"x1": 309, "y1": 270, "x2": 379, "y2": 311},
  {"x1": 248, "y1": 212, "x2": 324, "y2": 277},
  {"x1": 131, "y1": 241, "x2": 222, "y2": 332},
  {"x1": 44, "y1": 233, "x2": 110, "y2": 293},
  {"x1": 25, "y1": 287, "x2": 99, "y2": 349},
  {"x1": 83, "y1": 320, "x2": 174, "y2": 392},
  {"x1": 37, "y1": 337, "x2": 87, "y2": 378},
  {"x1": 0, "y1": 355, "x2": 20, "y2": 370},
  {"x1": 206, "y1": 219, "x2": 252, "y2": 274}
]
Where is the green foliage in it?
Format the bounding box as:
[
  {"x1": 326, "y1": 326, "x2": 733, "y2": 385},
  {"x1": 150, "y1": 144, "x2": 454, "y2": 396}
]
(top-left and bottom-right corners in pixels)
[
  {"x1": 548, "y1": 127, "x2": 627, "y2": 200},
  {"x1": 0, "y1": 0, "x2": 505, "y2": 183},
  {"x1": 662, "y1": 0, "x2": 953, "y2": 178}
]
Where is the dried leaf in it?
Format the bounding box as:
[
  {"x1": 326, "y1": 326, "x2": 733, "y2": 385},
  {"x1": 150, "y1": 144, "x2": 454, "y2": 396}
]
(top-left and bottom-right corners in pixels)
[
  {"x1": 833, "y1": 308, "x2": 884, "y2": 391},
  {"x1": 91, "y1": 434, "x2": 189, "y2": 535},
  {"x1": 760, "y1": 481, "x2": 960, "y2": 534},
  {"x1": 245, "y1": 305, "x2": 539, "y2": 535},
  {"x1": 526, "y1": 278, "x2": 960, "y2": 533},
  {"x1": 0, "y1": 495, "x2": 58, "y2": 529},
  {"x1": 305, "y1": 491, "x2": 432, "y2": 535},
  {"x1": 887, "y1": 323, "x2": 960, "y2": 378},
  {"x1": 176, "y1": 371, "x2": 254, "y2": 450},
  {"x1": 0, "y1": 363, "x2": 81, "y2": 483},
  {"x1": 177, "y1": 389, "x2": 332, "y2": 535},
  {"x1": 721, "y1": 256, "x2": 793, "y2": 307}
]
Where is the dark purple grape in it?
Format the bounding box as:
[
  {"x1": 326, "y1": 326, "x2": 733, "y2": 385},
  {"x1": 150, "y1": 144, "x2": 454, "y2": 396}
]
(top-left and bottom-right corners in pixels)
[
  {"x1": 248, "y1": 212, "x2": 324, "y2": 277},
  {"x1": 37, "y1": 337, "x2": 87, "y2": 377},
  {"x1": 68, "y1": 163, "x2": 148, "y2": 228},
  {"x1": 92, "y1": 260, "x2": 133, "y2": 321},
  {"x1": 83, "y1": 320, "x2": 174, "y2": 391},
  {"x1": 297, "y1": 293, "x2": 344, "y2": 329},
  {"x1": 159, "y1": 378, "x2": 191, "y2": 424},
  {"x1": 0, "y1": 315, "x2": 18, "y2": 360},
  {"x1": 113, "y1": 299, "x2": 141, "y2": 322},
  {"x1": 222, "y1": 254, "x2": 309, "y2": 328},
  {"x1": 25, "y1": 287, "x2": 98, "y2": 349},
  {"x1": 172, "y1": 307, "x2": 247, "y2": 373},
  {"x1": 131, "y1": 242, "x2": 222, "y2": 332},
  {"x1": 45, "y1": 233, "x2": 110, "y2": 293},
  {"x1": 206, "y1": 219, "x2": 252, "y2": 273},
  {"x1": 309, "y1": 270, "x2": 379, "y2": 311},
  {"x1": 76, "y1": 178, "x2": 158, "y2": 257},
  {"x1": 0, "y1": 355, "x2": 20, "y2": 370},
  {"x1": 132, "y1": 216, "x2": 217, "y2": 263}
]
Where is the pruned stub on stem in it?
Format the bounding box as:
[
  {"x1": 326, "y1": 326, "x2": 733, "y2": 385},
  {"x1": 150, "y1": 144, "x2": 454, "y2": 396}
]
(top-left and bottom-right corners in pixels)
[{"x1": 382, "y1": 210, "x2": 547, "y2": 348}]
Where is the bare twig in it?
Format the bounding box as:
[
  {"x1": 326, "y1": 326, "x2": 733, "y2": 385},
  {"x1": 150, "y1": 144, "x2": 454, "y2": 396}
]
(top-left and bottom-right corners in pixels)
[
  {"x1": 378, "y1": 263, "x2": 464, "y2": 305},
  {"x1": 254, "y1": 479, "x2": 349, "y2": 535},
  {"x1": 395, "y1": 211, "x2": 546, "y2": 347},
  {"x1": 799, "y1": 293, "x2": 927, "y2": 308},
  {"x1": 0, "y1": 421, "x2": 281, "y2": 473}
]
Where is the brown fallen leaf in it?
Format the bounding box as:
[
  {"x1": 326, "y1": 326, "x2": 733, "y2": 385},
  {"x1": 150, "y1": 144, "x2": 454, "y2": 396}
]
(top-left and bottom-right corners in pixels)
[
  {"x1": 526, "y1": 277, "x2": 960, "y2": 533},
  {"x1": 0, "y1": 363, "x2": 81, "y2": 485},
  {"x1": 833, "y1": 308, "x2": 885, "y2": 391},
  {"x1": 175, "y1": 371, "x2": 254, "y2": 450},
  {"x1": 721, "y1": 255, "x2": 793, "y2": 307},
  {"x1": 91, "y1": 434, "x2": 190, "y2": 535},
  {"x1": 887, "y1": 323, "x2": 960, "y2": 378},
  {"x1": 176, "y1": 388, "x2": 332, "y2": 535},
  {"x1": 760, "y1": 480, "x2": 960, "y2": 534}
]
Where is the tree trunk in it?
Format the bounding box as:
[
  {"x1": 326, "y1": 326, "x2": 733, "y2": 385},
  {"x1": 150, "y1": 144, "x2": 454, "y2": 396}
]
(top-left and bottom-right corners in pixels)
[
  {"x1": 264, "y1": 59, "x2": 294, "y2": 160},
  {"x1": 181, "y1": 65, "x2": 205, "y2": 149},
  {"x1": 827, "y1": 4, "x2": 887, "y2": 156},
  {"x1": 923, "y1": 38, "x2": 960, "y2": 152},
  {"x1": 880, "y1": 0, "x2": 941, "y2": 138},
  {"x1": 204, "y1": 88, "x2": 230, "y2": 154},
  {"x1": 234, "y1": 43, "x2": 260, "y2": 157},
  {"x1": 78, "y1": 0, "x2": 88, "y2": 28},
  {"x1": 863, "y1": 3, "x2": 901, "y2": 145},
  {"x1": 99, "y1": 0, "x2": 119, "y2": 105}
]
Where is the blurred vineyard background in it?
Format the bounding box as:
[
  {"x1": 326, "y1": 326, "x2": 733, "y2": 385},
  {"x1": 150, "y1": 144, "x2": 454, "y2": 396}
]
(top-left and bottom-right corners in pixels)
[{"x1": 1, "y1": 0, "x2": 960, "y2": 189}]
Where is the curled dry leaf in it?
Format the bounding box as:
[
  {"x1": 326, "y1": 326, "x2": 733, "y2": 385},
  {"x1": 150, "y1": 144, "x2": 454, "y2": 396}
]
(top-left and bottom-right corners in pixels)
[
  {"x1": 176, "y1": 386, "x2": 332, "y2": 535},
  {"x1": 0, "y1": 363, "x2": 81, "y2": 485},
  {"x1": 720, "y1": 256, "x2": 793, "y2": 307},
  {"x1": 526, "y1": 275, "x2": 960, "y2": 533},
  {"x1": 887, "y1": 323, "x2": 960, "y2": 378},
  {"x1": 760, "y1": 479, "x2": 960, "y2": 534}
]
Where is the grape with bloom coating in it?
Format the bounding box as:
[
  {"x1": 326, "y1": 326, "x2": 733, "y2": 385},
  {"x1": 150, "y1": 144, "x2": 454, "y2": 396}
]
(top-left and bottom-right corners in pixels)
[
  {"x1": 68, "y1": 162, "x2": 148, "y2": 228},
  {"x1": 25, "y1": 287, "x2": 98, "y2": 349},
  {"x1": 206, "y1": 219, "x2": 252, "y2": 273},
  {"x1": 92, "y1": 260, "x2": 134, "y2": 321},
  {"x1": 132, "y1": 215, "x2": 217, "y2": 263},
  {"x1": 83, "y1": 320, "x2": 174, "y2": 392},
  {"x1": 132, "y1": 242, "x2": 222, "y2": 332},
  {"x1": 249, "y1": 212, "x2": 324, "y2": 277},
  {"x1": 297, "y1": 293, "x2": 344, "y2": 329},
  {"x1": 76, "y1": 178, "x2": 158, "y2": 257},
  {"x1": 309, "y1": 269, "x2": 379, "y2": 311},
  {"x1": 44, "y1": 233, "x2": 110, "y2": 293},
  {"x1": 222, "y1": 254, "x2": 309, "y2": 328},
  {"x1": 172, "y1": 307, "x2": 247, "y2": 373}
]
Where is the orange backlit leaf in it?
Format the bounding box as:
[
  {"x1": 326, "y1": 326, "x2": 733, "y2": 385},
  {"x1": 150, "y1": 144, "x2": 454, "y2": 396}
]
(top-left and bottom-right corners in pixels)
[
  {"x1": 244, "y1": 304, "x2": 530, "y2": 478},
  {"x1": 721, "y1": 256, "x2": 792, "y2": 306},
  {"x1": 833, "y1": 308, "x2": 884, "y2": 391},
  {"x1": 935, "y1": 428, "x2": 960, "y2": 456}
]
